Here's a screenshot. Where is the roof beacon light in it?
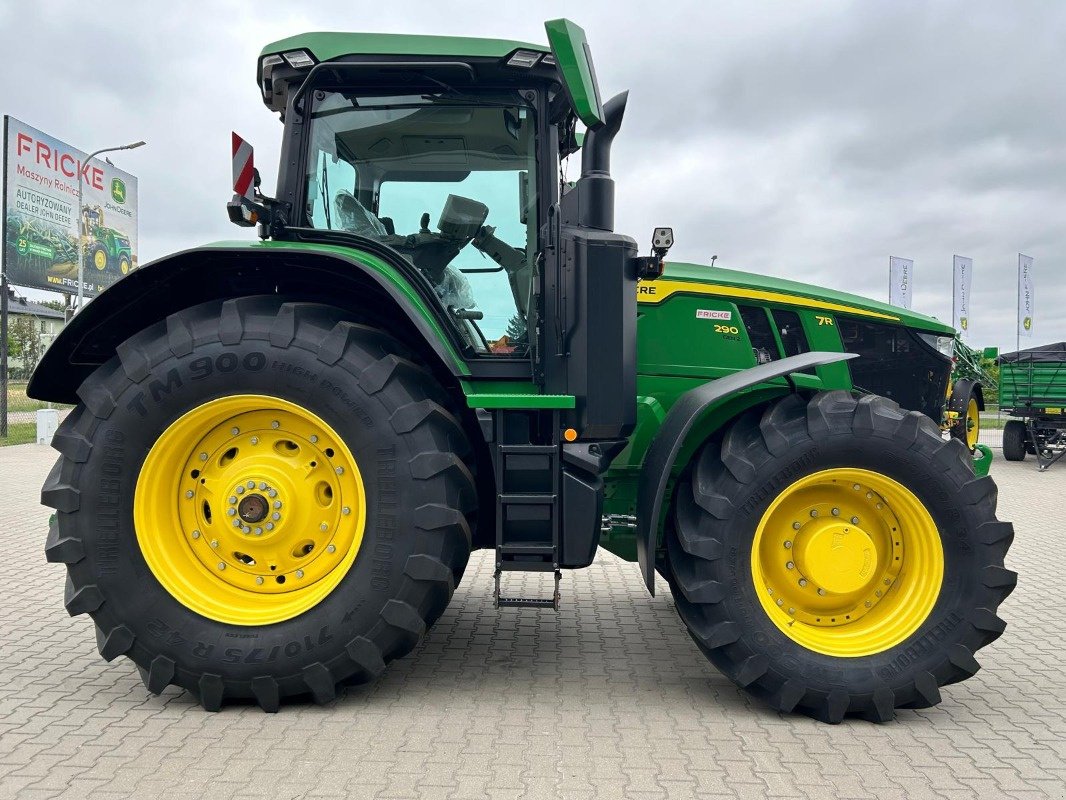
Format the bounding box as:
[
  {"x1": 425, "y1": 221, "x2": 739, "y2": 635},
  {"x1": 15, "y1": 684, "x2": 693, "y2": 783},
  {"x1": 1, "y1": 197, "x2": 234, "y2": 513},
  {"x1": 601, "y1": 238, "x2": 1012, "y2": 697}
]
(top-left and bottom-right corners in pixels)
[
  {"x1": 507, "y1": 50, "x2": 542, "y2": 68},
  {"x1": 282, "y1": 50, "x2": 315, "y2": 69}
]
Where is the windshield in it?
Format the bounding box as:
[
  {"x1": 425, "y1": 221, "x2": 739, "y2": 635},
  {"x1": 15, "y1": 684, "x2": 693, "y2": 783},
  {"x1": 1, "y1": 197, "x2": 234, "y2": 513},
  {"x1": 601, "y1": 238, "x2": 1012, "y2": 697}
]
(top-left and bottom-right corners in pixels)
[{"x1": 304, "y1": 90, "x2": 538, "y2": 357}]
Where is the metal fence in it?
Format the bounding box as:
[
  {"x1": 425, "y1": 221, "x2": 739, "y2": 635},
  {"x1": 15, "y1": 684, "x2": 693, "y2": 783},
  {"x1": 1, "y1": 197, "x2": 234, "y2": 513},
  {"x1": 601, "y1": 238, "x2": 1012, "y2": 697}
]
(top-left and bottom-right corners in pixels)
[{"x1": 1, "y1": 381, "x2": 72, "y2": 446}]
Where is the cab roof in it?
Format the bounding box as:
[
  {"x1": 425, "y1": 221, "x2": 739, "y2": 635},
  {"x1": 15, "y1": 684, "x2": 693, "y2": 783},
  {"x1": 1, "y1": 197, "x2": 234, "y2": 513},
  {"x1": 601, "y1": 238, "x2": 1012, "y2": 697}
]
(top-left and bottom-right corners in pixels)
[{"x1": 260, "y1": 31, "x2": 548, "y2": 62}]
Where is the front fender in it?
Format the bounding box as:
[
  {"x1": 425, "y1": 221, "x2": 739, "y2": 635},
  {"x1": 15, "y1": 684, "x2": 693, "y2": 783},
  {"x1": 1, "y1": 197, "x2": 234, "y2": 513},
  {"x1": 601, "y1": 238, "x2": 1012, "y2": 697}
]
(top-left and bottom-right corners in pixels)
[
  {"x1": 634, "y1": 351, "x2": 857, "y2": 595},
  {"x1": 28, "y1": 239, "x2": 471, "y2": 403}
]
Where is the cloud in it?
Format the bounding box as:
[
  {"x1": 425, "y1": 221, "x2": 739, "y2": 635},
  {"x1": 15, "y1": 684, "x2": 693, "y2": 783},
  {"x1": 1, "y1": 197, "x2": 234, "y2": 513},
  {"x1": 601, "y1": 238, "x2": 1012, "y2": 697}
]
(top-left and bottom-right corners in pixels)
[{"x1": 4, "y1": 0, "x2": 1062, "y2": 348}]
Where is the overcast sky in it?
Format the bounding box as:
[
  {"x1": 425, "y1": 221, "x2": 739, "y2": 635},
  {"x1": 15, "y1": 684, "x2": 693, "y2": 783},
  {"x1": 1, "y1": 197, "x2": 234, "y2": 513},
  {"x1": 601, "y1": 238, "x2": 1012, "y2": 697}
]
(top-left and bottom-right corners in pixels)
[{"x1": 3, "y1": 0, "x2": 1062, "y2": 350}]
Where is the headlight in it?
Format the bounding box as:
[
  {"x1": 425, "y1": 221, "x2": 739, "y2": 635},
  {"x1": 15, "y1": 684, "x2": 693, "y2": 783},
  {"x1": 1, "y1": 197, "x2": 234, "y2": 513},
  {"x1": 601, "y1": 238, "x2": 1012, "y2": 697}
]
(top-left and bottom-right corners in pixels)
[{"x1": 917, "y1": 332, "x2": 955, "y2": 358}]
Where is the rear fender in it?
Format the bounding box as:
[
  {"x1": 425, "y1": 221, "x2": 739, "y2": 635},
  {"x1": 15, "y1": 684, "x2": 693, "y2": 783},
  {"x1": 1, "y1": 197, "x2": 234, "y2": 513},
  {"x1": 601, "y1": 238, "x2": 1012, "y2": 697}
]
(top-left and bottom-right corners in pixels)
[
  {"x1": 634, "y1": 351, "x2": 857, "y2": 595},
  {"x1": 28, "y1": 241, "x2": 471, "y2": 403}
]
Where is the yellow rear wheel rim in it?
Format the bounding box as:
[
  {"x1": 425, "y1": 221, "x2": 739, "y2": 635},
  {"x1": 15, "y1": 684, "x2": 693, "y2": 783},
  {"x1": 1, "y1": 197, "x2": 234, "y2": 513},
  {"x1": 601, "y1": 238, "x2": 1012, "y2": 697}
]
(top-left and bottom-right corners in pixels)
[
  {"x1": 93, "y1": 250, "x2": 107, "y2": 270},
  {"x1": 135, "y1": 395, "x2": 366, "y2": 626},
  {"x1": 751, "y1": 468, "x2": 943, "y2": 657},
  {"x1": 966, "y1": 398, "x2": 980, "y2": 450}
]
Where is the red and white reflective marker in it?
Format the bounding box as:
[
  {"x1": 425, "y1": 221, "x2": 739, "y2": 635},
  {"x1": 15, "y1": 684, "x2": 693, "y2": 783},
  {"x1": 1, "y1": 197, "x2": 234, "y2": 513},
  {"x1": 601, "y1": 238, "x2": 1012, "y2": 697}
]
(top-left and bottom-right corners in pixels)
[{"x1": 232, "y1": 132, "x2": 255, "y2": 200}]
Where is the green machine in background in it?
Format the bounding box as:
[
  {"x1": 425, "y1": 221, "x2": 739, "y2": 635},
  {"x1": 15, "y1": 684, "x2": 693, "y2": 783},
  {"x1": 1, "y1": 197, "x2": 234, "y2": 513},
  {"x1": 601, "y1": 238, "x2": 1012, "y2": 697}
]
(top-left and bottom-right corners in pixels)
[{"x1": 30, "y1": 19, "x2": 1013, "y2": 723}]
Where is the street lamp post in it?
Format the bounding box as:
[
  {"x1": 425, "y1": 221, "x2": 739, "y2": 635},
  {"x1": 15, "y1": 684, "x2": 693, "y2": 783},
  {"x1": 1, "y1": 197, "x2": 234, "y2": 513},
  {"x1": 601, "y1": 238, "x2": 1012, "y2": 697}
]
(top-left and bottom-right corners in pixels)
[{"x1": 76, "y1": 141, "x2": 145, "y2": 311}]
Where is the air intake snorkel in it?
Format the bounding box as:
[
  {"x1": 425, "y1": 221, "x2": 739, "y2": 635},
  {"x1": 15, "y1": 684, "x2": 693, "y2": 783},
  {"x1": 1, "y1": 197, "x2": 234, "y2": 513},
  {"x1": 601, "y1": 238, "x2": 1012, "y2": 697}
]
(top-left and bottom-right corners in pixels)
[{"x1": 567, "y1": 91, "x2": 628, "y2": 232}]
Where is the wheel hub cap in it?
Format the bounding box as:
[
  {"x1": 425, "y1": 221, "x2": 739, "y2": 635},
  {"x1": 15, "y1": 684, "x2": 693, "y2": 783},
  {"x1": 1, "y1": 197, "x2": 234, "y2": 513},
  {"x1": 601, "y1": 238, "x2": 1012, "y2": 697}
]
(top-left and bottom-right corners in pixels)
[
  {"x1": 794, "y1": 522, "x2": 877, "y2": 595},
  {"x1": 237, "y1": 493, "x2": 269, "y2": 524}
]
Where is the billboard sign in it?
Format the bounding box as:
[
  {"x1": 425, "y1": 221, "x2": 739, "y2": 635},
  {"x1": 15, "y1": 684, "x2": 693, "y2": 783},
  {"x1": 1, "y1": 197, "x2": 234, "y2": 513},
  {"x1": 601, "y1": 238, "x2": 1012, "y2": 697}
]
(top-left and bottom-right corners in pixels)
[
  {"x1": 888, "y1": 256, "x2": 913, "y2": 309},
  {"x1": 3, "y1": 116, "x2": 138, "y2": 297}
]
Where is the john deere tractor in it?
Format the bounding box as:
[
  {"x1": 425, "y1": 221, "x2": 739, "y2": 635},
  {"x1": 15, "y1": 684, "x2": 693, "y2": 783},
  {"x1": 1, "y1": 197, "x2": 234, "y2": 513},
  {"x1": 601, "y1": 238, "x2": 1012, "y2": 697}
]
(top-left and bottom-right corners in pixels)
[
  {"x1": 31, "y1": 20, "x2": 1014, "y2": 723},
  {"x1": 82, "y1": 206, "x2": 134, "y2": 275}
]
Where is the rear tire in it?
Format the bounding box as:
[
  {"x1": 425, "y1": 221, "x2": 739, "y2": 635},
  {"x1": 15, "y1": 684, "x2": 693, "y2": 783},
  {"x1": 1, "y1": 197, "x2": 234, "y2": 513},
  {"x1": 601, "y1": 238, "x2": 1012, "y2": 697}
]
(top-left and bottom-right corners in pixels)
[
  {"x1": 667, "y1": 391, "x2": 1015, "y2": 723},
  {"x1": 1002, "y1": 420, "x2": 1027, "y2": 461},
  {"x1": 43, "y1": 297, "x2": 475, "y2": 711}
]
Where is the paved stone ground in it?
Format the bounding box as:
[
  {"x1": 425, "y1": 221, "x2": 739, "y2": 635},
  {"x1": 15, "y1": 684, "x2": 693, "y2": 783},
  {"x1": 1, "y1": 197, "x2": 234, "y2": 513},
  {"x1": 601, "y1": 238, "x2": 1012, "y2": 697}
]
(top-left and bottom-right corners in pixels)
[{"x1": 1, "y1": 443, "x2": 1063, "y2": 800}]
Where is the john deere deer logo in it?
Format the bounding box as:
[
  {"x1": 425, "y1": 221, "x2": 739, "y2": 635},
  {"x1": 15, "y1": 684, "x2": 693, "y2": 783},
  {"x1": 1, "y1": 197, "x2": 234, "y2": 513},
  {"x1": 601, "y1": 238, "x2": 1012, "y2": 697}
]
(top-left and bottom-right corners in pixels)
[
  {"x1": 111, "y1": 178, "x2": 127, "y2": 204},
  {"x1": 1023, "y1": 316, "x2": 1032, "y2": 331},
  {"x1": 960, "y1": 317, "x2": 968, "y2": 331}
]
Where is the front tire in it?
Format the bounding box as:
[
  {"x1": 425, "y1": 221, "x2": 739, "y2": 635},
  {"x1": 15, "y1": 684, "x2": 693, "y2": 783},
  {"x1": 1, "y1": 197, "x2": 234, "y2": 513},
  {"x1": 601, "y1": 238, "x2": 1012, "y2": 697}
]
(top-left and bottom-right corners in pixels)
[
  {"x1": 948, "y1": 380, "x2": 980, "y2": 451},
  {"x1": 43, "y1": 297, "x2": 475, "y2": 710},
  {"x1": 667, "y1": 392, "x2": 1015, "y2": 723}
]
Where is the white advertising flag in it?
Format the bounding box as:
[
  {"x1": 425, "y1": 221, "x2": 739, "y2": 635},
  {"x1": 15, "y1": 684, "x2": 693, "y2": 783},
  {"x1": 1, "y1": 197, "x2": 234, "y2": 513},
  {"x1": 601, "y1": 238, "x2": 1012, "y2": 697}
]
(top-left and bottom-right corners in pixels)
[
  {"x1": 952, "y1": 255, "x2": 973, "y2": 337},
  {"x1": 889, "y1": 256, "x2": 913, "y2": 309},
  {"x1": 1018, "y1": 254, "x2": 1034, "y2": 339}
]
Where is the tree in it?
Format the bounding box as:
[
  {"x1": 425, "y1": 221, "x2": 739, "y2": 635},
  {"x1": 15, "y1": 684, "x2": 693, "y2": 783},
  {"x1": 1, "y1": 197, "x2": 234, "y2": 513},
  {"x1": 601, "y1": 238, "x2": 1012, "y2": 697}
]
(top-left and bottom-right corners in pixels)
[
  {"x1": 9, "y1": 316, "x2": 43, "y2": 377},
  {"x1": 504, "y1": 313, "x2": 527, "y2": 344}
]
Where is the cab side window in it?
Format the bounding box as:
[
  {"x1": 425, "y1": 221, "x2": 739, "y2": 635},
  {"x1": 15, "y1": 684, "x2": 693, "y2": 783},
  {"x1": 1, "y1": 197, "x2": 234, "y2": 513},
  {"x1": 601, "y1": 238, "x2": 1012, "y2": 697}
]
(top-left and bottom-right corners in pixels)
[
  {"x1": 774, "y1": 309, "x2": 811, "y2": 357},
  {"x1": 738, "y1": 306, "x2": 778, "y2": 364}
]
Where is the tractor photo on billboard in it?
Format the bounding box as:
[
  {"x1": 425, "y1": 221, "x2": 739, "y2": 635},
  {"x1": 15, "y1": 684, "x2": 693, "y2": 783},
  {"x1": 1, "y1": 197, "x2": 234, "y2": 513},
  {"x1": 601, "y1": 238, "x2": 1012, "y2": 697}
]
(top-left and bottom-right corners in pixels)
[
  {"x1": 29, "y1": 19, "x2": 1014, "y2": 724},
  {"x1": 81, "y1": 205, "x2": 134, "y2": 275}
]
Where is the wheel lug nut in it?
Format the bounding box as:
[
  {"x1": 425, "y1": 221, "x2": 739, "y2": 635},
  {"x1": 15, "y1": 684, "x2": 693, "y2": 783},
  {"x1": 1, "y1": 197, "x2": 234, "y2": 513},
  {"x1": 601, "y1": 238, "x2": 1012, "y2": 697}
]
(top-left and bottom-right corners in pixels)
[
  {"x1": 786, "y1": 561, "x2": 794, "y2": 570},
  {"x1": 853, "y1": 483, "x2": 861, "y2": 490},
  {"x1": 817, "y1": 588, "x2": 827, "y2": 596},
  {"x1": 266, "y1": 522, "x2": 274, "y2": 531},
  {"x1": 792, "y1": 522, "x2": 801, "y2": 530},
  {"x1": 342, "y1": 507, "x2": 351, "y2": 515},
  {"x1": 295, "y1": 569, "x2": 304, "y2": 579},
  {"x1": 227, "y1": 508, "x2": 237, "y2": 517},
  {"x1": 251, "y1": 436, "x2": 259, "y2": 446},
  {"x1": 274, "y1": 501, "x2": 282, "y2": 509},
  {"x1": 259, "y1": 482, "x2": 267, "y2": 490},
  {"x1": 876, "y1": 589, "x2": 882, "y2": 597},
  {"x1": 236, "y1": 486, "x2": 245, "y2": 495},
  {"x1": 788, "y1": 607, "x2": 795, "y2": 615},
  {"x1": 865, "y1": 600, "x2": 872, "y2": 608},
  {"x1": 210, "y1": 539, "x2": 219, "y2": 548},
  {"x1": 242, "y1": 526, "x2": 250, "y2": 534},
  {"x1": 271, "y1": 420, "x2": 280, "y2": 429},
  {"x1": 229, "y1": 496, "x2": 237, "y2": 505},
  {"x1": 799, "y1": 579, "x2": 808, "y2": 587},
  {"x1": 783, "y1": 540, "x2": 792, "y2": 549},
  {"x1": 831, "y1": 507, "x2": 840, "y2": 516},
  {"x1": 320, "y1": 523, "x2": 328, "y2": 532},
  {"x1": 272, "y1": 512, "x2": 281, "y2": 521},
  {"x1": 776, "y1": 598, "x2": 783, "y2": 606},
  {"x1": 866, "y1": 492, "x2": 874, "y2": 499},
  {"x1": 884, "y1": 578, "x2": 891, "y2": 585},
  {"x1": 809, "y1": 509, "x2": 818, "y2": 518},
  {"x1": 327, "y1": 544, "x2": 336, "y2": 553},
  {"x1": 192, "y1": 530, "x2": 201, "y2": 539},
  {"x1": 335, "y1": 466, "x2": 344, "y2": 475},
  {"x1": 218, "y1": 562, "x2": 226, "y2": 570},
  {"x1": 199, "y1": 452, "x2": 208, "y2": 462},
  {"x1": 247, "y1": 481, "x2": 255, "y2": 489},
  {"x1": 232, "y1": 520, "x2": 241, "y2": 528},
  {"x1": 231, "y1": 427, "x2": 240, "y2": 436},
  {"x1": 310, "y1": 435, "x2": 319, "y2": 444},
  {"x1": 268, "y1": 489, "x2": 278, "y2": 498},
  {"x1": 851, "y1": 516, "x2": 860, "y2": 525},
  {"x1": 185, "y1": 490, "x2": 194, "y2": 499},
  {"x1": 254, "y1": 527, "x2": 263, "y2": 535},
  {"x1": 256, "y1": 576, "x2": 264, "y2": 585}
]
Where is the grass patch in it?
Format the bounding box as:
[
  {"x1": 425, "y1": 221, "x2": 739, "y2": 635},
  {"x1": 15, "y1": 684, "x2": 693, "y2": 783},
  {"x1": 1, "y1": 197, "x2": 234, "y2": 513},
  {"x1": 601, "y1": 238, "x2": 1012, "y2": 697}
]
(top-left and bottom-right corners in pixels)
[{"x1": 0, "y1": 422, "x2": 38, "y2": 446}]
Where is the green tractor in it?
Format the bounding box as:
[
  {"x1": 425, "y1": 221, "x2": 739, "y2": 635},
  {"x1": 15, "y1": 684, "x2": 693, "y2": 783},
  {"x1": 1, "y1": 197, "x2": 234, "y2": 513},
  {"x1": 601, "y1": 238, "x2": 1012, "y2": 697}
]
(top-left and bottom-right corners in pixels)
[
  {"x1": 82, "y1": 206, "x2": 134, "y2": 275},
  {"x1": 31, "y1": 20, "x2": 1014, "y2": 723}
]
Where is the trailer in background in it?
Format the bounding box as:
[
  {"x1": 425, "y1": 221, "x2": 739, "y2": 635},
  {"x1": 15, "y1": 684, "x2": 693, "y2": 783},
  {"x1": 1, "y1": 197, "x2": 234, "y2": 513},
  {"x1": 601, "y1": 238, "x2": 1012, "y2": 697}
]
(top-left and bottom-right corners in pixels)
[{"x1": 1000, "y1": 342, "x2": 1066, "y2": 471}]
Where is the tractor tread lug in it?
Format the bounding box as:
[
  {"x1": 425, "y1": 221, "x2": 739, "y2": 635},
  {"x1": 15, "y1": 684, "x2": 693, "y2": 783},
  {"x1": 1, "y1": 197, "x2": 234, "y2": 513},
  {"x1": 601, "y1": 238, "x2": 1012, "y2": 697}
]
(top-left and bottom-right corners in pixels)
[
  {"x1": 912, "y1": 671, "x2": 942, "y2": 708},
  {"x1": 45, "y1": 516, "x2": 84, "y2": 563},
  {"x1": 734, "y1": 655, "x2": 769, "y2": 688},
  {"x1": 774, "y1": 680, "x2": 806, "y2": 714},
  {"x1": 821, "y1": 689, "x2": 851, "y2": 724},
  {"x1": 95, "y1": 624, "x2": 135, "y2": 662},
  {"x1": 143, "y1": 655, "x2": 176, "y2": 695},
  {"x1": 116, "y1": 339, "x2": 151, "y2": 383},
  {"x1": 41, "y1": 461, "x2": 80, "y2": 513},
  {"x1": 345, "y1": 636, "x2": 386, "y2": 679},
  {"x1": 865, "y1": 687, "x2": 897, "y2": 723},
  {"x1": 404, "y1": 555, "x2": 455, "y2": 590},
  {"x1": 380, "y1": 599, "x2": 426, "y2": 638},
  {"x1": 969, "y1": 608, "x2": 1007, "y2": 636},
  {"x1": 197, "y1": 674, "x2": 225, "y2": 712},
  {"x1": 251, "y1": 676, "x2": 281, "y2": 713},
  {"x1": 947, "y1": 644, "x2": 981, "y2": 677},
  {"x1": 302, "y1": 662, "x2": 337, "y2": 704},
  {"x1": 51, "y1": 428, "x2": 92, "y2": 463},
  {"x1": 165, "y1": 313, "x2": 194, "y2": 357},
  {"x1": 697, "y1": 621, "x2": 741, "y2": 649},
  {"x1": 63, "y1": 576, "x2": 103, "y2": 616},
  {"x1": 677, "y1": 577, "x2": 726, "y2": 605}
]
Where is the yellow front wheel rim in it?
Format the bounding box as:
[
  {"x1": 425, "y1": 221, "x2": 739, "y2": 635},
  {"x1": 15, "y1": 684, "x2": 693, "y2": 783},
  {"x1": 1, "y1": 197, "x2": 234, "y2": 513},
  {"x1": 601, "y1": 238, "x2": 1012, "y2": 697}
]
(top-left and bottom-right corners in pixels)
[
  {"x1": 966, "y1": 398, "x2": 980, "y2": 450},
  {"x1": 751, "y1": 468, "x2": 943, "y2": 657},
  {"x1": 135, "y1": 395, "x2": 367, "y2": 626}
]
